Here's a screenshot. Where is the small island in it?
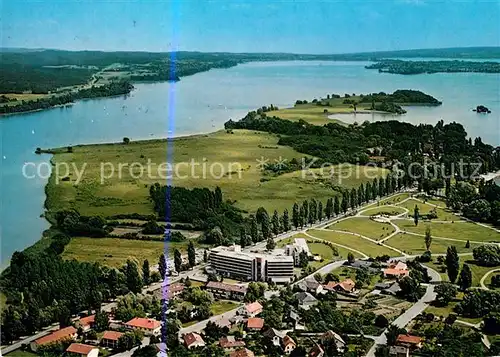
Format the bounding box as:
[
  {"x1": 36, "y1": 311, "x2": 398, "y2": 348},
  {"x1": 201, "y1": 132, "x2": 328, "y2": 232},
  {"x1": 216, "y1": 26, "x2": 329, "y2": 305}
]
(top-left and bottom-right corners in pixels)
[
  {"x1": 294, "y1": 89, "x2": 441, "y2": 114},
  {"x1": 473, "y1": 105, "x2": 492, "y2": 114},
  {"x1": 366, "y1": 59, "x2": 500, "y2": 75}
]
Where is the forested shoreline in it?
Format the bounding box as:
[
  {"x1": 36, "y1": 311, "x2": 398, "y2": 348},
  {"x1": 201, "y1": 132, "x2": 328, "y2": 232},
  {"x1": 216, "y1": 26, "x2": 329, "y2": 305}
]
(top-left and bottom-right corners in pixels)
[{"x1": 366, "y1": 59, "x2": 500, "y2": 75}]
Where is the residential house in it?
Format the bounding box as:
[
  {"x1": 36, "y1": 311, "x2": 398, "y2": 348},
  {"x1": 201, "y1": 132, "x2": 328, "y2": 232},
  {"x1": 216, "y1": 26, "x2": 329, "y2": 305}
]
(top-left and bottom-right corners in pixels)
[
  {"x1": 124, "y1": 317, "x2": 161, "y2": 336},
  {"x1": 154, "y1": 342, "x2": 167, "y2": 355},
  {"x1": 297, "y1": 278, "x2": 323, "y2": 295},
  {"x1": 309, "y1": 344, "x2": 325, "y2": 357},
  {"x1": 230, "y1": 348, "x2": 255, "y2": 357},
  {"x1": 384, "y1": 268, "x2": 410, "y2": 279},
  {"x1": 384, "y1": 261, "x2": 409, "y2": 279},
  {"x1": 324, "y1": 279, "x2": 357, "y2": 295},
  {"x1": 31, "y1": 326, "x2": 77, "y2": 352},
  {"x1": 282, "y1": 335, "x2": 296, "y2": 354},
  {"x1": 349, "y1": 260, "x2": 381, "y2": 273},
  {"x1": 184, "y1": 332, "x2": 206, "y2": 349},
  {"x1": 240, "y1": 301, "x2": 263, "y2": 317},
  {"x1": 77, "y1": 315, "x2": 95, "y2": 332},
  {"x1": 389, "y1": 345, "x2": 410, "y2": 357},
  {"x1": 396, "y1": 334, "x2": 423, "y2": 349},
  {"x1": 246, "y1": 317, "x2": 264, "y2": 331},
  {"x1": 320, "y1": 330, "x2": 347, "y2": 353},
  {"x1": 219, "y1": 336, "x2": 246, "y2": 350},
  {"x1": 229, "y1": 315, "x2": 246, "y2": 325},
  {"x1": 66, "y1": 343, "x2": 99, "y2": 357},
  {"x1": 206, "y1": 281, "x2": 247, "y2": 301},
  {"x1": 101, "y1": 331, "x2": 123, "y2": 349},
  {"x1": 294, "y1": 292, "x2": 318, "y2": 310},
  {"x1": 263, "y1": 328, "x2": 286, "y2": 346},
  {"x1": 167, "y1": 282, "x2": 185, "y2": 300}
]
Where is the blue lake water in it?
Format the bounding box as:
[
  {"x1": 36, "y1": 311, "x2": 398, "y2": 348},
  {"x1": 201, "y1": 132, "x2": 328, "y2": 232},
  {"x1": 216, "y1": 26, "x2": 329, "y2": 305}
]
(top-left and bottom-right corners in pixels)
[{"x1": 1, "y1": 60, "x2": 499, "y2": 266}]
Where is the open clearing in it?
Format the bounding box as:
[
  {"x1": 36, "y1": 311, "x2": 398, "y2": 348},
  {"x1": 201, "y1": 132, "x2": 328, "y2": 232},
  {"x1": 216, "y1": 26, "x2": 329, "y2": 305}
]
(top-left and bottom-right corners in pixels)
[
  {"x1": 394, "y1": 220, "x2": 500, "y2": 243},
  {"x1": 424, "y1": 259, "x2": 495, "y2": 287},
  {"x1": 62, "y1": 237, "x2": 193, "y2": 268},
  {"x1": 307, "y1": 229, "x2": 399, "y2": 257},
  {"x1": 360, "y1": 206, "x2": 407, "y2": 216},
  {"x1": 396, "y1": 199, "x2": 460, "y2": 221},
  {"x1": 385, "y1": 233, "x2": 480, "y2": 255},
  {"x1": 327, "y1": 217, "x2": 395, "y2": 240},
  {"x1": 48, "y1": 129, "x2": 388, "y2": 216}
]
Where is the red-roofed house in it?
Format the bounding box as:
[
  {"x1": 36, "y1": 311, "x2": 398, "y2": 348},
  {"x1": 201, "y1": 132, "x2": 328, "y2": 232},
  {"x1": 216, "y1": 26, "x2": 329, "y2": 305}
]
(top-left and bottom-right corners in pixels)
[
  {"x1": 384, "y1": 268, "x2": 410, "y2": 279},
  {"x1": 240, "y1": 301, "x2": 263, "y2": 317},
  {"x1": 282, "y1": 335, "x2": 296, "y2": 354},
  {"x1": 66, "y1": 343, "x2": 99, "y2": 357},
  {"x1": 396, "y1": 334, "x2": 423, "y2": 349},
  {"x1": 230, "y1": 348, "x2": 255, "y2": 357},
  {"x1": 77, "y1": 315, "x2": 95, "y2": 332},
  {"x1": 184, "y1": 332, "x2": 205, "y2": 349},
  {"x1": 30, "y1": 326, "x2": 77, "y2": 352},
  {"x1": 309, "y1": 344, "x2": 324, "y2": 357},
  {"x1": 246, "y1": 317, "x2": 264, "y2": 331},
  {"x1": 101, "y1": 330, "x2": 124, "y2": 349},
  {"x1": 324, "y1": 279, "x2": 357, "y2": 295},
  {"x1": 124, "y1": 317, "x2": 161, "y2": 336},
  {"x1": 167, "y1": 282, "x2": 185, "y2": 300},
  {"x1": 219, "y1": 336, "x2": 246, "y2": 350}
]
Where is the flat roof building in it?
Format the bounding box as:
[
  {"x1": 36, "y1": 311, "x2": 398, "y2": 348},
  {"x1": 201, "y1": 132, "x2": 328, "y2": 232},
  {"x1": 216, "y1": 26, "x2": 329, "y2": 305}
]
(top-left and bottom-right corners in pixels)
[{"x1": 209, "y1": 245, "x2": 294, "y2": 283}]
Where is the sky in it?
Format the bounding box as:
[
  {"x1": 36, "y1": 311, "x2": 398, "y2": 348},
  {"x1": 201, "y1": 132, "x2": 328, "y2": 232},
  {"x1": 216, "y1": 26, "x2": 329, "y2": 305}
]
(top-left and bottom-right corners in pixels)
[{"x1": 1, "y1": 0, "x2": 499, "y2": 53}]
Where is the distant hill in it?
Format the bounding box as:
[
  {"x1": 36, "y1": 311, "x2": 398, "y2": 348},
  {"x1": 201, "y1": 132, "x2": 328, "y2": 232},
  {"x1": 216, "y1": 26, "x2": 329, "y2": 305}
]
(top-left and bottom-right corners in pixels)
[{"x1": 1, "y1": 47, "x2": 499, "y2": 67}]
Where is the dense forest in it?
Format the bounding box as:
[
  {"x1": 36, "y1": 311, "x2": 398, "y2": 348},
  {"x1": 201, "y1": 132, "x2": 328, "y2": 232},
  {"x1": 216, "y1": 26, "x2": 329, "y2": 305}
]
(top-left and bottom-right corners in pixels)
[
  {"x1": 366, "y1": 59, "x2": 500, "y2": 75},
  {"x1": 0, "y1": 81, "x2": 133, "y2": 114}
]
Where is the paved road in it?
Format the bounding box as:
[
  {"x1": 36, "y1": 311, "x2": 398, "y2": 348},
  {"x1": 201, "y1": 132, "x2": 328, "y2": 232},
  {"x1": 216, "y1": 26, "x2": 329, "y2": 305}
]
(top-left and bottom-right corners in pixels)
[
  {"x1": 479, "y1": 268, "x2": 500, "y2": 290},
  {"x1": 366, "y1": 263, "x2": 442, "y2": 357}
]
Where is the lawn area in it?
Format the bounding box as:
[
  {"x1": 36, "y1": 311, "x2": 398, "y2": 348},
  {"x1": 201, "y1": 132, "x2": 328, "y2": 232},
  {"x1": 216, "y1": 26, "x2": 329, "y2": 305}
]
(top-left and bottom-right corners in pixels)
[
  {"x1": 425, "y1": 293, "x2": 483, "y2": 325},
  {"x1": 327, "y1": 217, "x2": 395, "y2": 240},
  {"x1": 307, "y1": 229, "x2": 399, "y2": 257},
  {"x1": 210, "y1": 300, "x2": 240, "y2": 315},
  {"x1": 360, "y1": 205, "x2": 407, "y2": 217},
  {"x1": 423, "y1": 259, "x2": 495, "y2": 287},
  {"x1": 395, "y1": 199, "x2": 460, "y2": 221},
  {"x1": 394, "y1": 220, "x2": 500, "y2": 243},
  {"x1": 378, "y1": 193, "x2": 410, "y2": 205},
  {"x1": 62, "y1": 237, "x2": 192, "y2": 268},
  {"x1": 266, "y1": 106, "x2": 338, "y2": 125},
  {"x1": 5, "y1": 351, "x2": 39, "y2": 357},
  {"x1": 328, "y1": 266, "x2": 382, "y2": 290},
  {"x1": 384, "y1": 233, "x2": 480, "y2": 255},
  {"x1": 47, "y1": 129, "x2": 388, "y2": 216}
]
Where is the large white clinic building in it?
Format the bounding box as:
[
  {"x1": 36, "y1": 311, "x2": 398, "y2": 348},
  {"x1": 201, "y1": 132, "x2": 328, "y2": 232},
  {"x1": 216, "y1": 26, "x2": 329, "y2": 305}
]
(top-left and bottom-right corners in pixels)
[
  {"x1": 285, "y1": 238, "x2": 311, "y2": 266},
  {"x1": 209, "y1": 245, "x2": 294, "y2": 283}
]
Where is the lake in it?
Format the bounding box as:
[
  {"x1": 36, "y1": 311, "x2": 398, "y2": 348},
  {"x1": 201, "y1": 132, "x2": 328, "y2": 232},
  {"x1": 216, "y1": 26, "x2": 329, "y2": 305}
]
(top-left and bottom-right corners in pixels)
[{"x1": 0, "y1": 60, "x2": 499, "y2": 266}]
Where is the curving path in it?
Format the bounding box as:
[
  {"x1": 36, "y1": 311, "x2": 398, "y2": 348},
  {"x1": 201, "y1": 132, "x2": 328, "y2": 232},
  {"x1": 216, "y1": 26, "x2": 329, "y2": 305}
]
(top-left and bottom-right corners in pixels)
[{"x1": 479, "y1": 268, "x2": 500, "y2": 290}]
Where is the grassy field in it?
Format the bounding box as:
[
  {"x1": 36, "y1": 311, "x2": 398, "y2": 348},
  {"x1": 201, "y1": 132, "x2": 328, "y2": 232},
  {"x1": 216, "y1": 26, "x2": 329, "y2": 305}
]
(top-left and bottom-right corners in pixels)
[
  {"x1": 327, "y1": 217, "x2": 395, "y2": 240},
  {"x1": 394, "y1": 220, "x2": 500, "y2": 243},
  {"x1": 47, "y1": 129, "x2": 388, "y2": 216},
  {"x1": 210, "y1": 300, "x2": 240, "y2": 315},
  {"x1": 266, "y1": 95, "x2": 387, "y2": 126},
  {"x1": 396, "y1": 199, "x2": 460, "y2": 221},
  {"x1": 62, "y1": 237, "x2": 194, "y2": 267},
  {"x1": 307, "y1": 229, "x2": 399, "y2": 257},
  {"x1": 5, "y1": 351, "x2": 39, "y2": 357},
  {"x1": 384, "y1": 233, "x2": 480, "y2": 255},
  {"x1": 360, "y1": 206, "x2": 407, "y2": 216},
  {"x1": 423, "y1": 259, "x2": 495, "y2": 287},
  {"x1": 378, "y1": 193, "x2": 410, "y2": 205},
  {"x1": 267, "y1": 106, "x2": 343, "y2": 126}
]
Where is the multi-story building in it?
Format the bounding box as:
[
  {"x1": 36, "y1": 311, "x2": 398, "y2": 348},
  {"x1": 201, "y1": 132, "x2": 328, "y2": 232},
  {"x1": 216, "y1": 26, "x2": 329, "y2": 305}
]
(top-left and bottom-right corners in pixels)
[
  {"x1": 209, "y1": 245, "x2": 294, "y2": 283},
  {"x1": 285, "y1": 238, "x2": 311, "y2": 266}
]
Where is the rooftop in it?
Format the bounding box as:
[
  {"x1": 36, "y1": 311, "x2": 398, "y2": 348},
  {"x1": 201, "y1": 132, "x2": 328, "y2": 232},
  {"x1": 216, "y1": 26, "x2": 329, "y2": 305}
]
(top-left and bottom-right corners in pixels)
[
  {"x1": 79, "y1": 315, "x2": 95, "y2": 327},
  {"x1": 247, "y1": 317, "x2": 264, "y2": 329},
  {"x1": 184, "y1": 332, "x2": 205, "y2": 347},
  {"x1": 66, "y1": 343, "x2": 96, "y2": 355},
  {"x1": 219, "y1": 336, "x2": 246, "y2": 348},
  {"x1": 102, "y1": 330, "x2": 123, "y2": 341},
  {"x1": 34, "y1": 326, "x2": 77, "y2": 346},
  {"x1": 125, "y1": 317, "x2": 161, "y2": 330},
  {"x1": 397, "y1": 334, "x2": 423, "y2": 345},
  {"x1": 245, "y1": 301, "x2": 263, "y2": 314},
  {"x1": 230, "y1": 348, "x2": 255, "y2": 357},
  {"x1": 206, "y1": 281, "x2": 248, "y2": 294}
]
